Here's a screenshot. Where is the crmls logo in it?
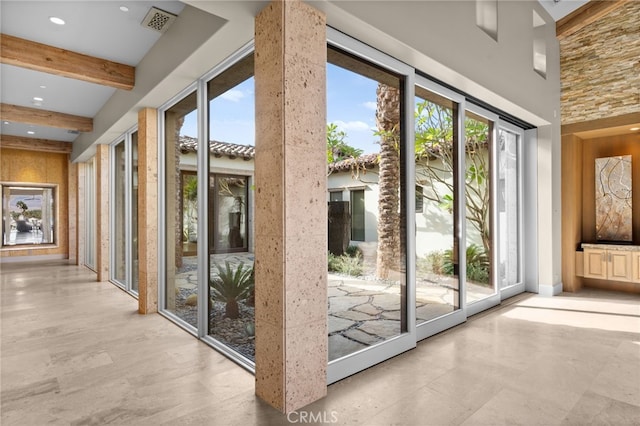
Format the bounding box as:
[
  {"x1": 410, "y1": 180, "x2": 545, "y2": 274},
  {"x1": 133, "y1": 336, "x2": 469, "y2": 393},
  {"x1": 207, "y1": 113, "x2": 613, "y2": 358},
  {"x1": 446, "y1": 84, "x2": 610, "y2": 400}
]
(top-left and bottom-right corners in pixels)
[{"x1": 287, "y1": 410, "x2": 339, "y2": 424}]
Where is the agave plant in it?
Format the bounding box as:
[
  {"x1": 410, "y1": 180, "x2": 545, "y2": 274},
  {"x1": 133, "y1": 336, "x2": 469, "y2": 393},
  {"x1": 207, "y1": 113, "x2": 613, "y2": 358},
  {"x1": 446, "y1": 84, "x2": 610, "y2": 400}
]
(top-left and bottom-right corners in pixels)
[{"x1": 209, "y1": 261, "x2": 254, "y2": 319}]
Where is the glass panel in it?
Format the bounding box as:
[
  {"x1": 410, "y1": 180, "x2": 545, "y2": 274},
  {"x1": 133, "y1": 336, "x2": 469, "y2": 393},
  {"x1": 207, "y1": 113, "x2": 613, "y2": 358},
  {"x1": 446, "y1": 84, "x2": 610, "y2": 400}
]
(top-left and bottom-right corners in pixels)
[
  {"x1": 329, "y1": 191, "x2": 343, "y2": 202},
  {"x1": 350, "y1": 189, "x2": 365, "y2": 241},
  {"x1": 181, "y1": 172, "x2": 197, "y2": 256},
  {"x1": 498, "y1": 128, "x2": 520, "y2": 289},
  {"x1": 327, "y1": 46, "x2": 406, "y2": 361},
  {"x1": 131, "y1": 132, "x2": 139, "y2": 293},
  {"x1": 85, "y1": 160, "x2": 96, "y2": 269},
  {"x1": 207, "y1": 54, "x2": 255, "y2": 360},
  {"x1": 113, "y1": 140, "x2": 127, "y2": 285},
  {"x1": 464, "y1": 112, "x2": 495, "y2": 304},
  {"x1": 211, "y1": 175, "x2": 248, "y2": 253},
  {"x1": 414, "y1": 87, "x2": 460, "y2": 324},
  {"x1": 2, "y1": 185, "x2": 55, "y2": 246},
  {"x1": 165, "y1": 91, "x2": 198, "y2": 329}
]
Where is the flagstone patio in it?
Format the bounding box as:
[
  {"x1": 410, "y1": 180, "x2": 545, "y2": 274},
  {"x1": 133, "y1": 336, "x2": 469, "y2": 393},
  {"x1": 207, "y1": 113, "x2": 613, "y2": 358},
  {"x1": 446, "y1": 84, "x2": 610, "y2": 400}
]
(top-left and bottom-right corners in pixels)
[{"x1": 172, "y1": 252, "x2": 494, "y2": 361}]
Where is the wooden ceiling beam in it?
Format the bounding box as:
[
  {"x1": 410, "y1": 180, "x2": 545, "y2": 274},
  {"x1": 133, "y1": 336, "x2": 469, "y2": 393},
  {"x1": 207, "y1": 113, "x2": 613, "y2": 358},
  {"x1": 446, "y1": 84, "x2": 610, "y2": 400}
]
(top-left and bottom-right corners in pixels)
[
  {"x1": 556, "y1": 0, "x2": 630, "y2": 40},
  {"x1": 1, "y1": 103, "x2": 93, "y2": 133},
  {"x1": 0, "y1": 134, "x2": 73, "y2": 154},
  {"x1": 0, "y1": 33, "x2": 135, "y2": 90}
]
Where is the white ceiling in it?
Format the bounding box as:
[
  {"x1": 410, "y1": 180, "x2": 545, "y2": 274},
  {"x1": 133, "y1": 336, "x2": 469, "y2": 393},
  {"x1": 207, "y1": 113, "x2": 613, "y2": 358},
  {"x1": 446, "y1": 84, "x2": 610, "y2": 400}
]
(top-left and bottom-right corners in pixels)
[
  {"x1": 538, "y1": 0, "x2": 590, "y2": 21},
  {"x1": 0, "y1": 0, "x2": 586, "y2": 147}
]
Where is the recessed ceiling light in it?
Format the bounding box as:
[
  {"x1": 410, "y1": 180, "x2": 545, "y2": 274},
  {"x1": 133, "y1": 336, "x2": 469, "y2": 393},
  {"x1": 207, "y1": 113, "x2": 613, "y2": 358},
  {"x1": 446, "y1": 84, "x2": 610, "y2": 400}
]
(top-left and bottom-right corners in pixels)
[
  {"x1": 3, "y1": 121, "x2": 9, "y2": 125},
  {"x1": 33, "y1": 97, "x2": 44, "y2": 102},
  {"x1": 49, "y1": 16, "x2": 65, "y2": 25},
  {"x1": 630, "y1": 127, "x2": 640, "y2": 131},
  {"x1": 39, "y1": 85, "x2": 47, "y2": 89},
  {"x1": 27, "y1": 131, "x2": 35, "y2": 135},
  {"x1": 120, "y1": 5, "x2": 129, "y2": 12}
]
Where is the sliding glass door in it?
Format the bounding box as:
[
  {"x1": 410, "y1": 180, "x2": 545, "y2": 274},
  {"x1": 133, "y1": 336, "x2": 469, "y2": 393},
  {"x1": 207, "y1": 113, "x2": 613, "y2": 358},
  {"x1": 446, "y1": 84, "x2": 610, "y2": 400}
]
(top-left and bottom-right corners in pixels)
[
  {"x1": 414, "y1": 77, "x2": 467, "y2": 340},
  {"x1": 110, "y1": 129, "x2": 139, "y2": 295},
  {"x1": 326, "y1": 31, "x2": 416, "y2": 384},
  {"x1": 464, "y1": 106, "x2": 499, "y2": 316}
]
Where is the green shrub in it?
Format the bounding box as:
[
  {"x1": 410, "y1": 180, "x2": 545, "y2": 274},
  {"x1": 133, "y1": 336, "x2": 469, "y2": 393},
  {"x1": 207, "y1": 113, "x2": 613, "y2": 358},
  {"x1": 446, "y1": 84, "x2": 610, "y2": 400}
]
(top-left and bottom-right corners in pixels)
[
  {"x1": 328, "y1": 251, "x2": 364, "y2": 276},
  {"x1": 345, "y1": 245, "x2": 362, "y2": 258},
  {"x1": 210, "y1": 261, "x2": 254, "y2": 319}
]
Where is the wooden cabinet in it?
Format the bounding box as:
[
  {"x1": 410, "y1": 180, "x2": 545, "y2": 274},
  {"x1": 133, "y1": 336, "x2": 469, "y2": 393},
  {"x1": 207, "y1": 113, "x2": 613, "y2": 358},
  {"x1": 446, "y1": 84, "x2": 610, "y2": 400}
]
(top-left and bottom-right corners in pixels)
[
  {"x1": 583, "y1": 248, "x2": 608, "y2": 279},
  {"x1": 583, "y1": 245, "x2": 637, "y2": 283}
]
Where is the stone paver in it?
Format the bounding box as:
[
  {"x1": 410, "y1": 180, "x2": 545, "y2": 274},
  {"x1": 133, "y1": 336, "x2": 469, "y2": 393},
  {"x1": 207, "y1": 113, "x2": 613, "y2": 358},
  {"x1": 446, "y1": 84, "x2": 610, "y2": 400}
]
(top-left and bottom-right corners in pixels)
[
  {"x1": 328, "y1": 334, "x2": 367, "y2": 361},
  {"x1": 328, "y1": 316, "x2": 356, "y2": 334},
  {"x1": 174, "y1": 254, "x2": 495, "y2": 361},
  {"x1": 358, "y1": 319, "x2": 401, "y2": 339}
]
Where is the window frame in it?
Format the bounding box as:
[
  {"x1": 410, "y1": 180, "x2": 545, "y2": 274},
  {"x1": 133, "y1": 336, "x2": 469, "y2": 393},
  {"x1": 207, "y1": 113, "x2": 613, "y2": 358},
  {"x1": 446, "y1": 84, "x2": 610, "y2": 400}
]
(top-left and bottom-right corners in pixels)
[{"x1": 1, "y1": 182, "x2": 58, "y2": 249}]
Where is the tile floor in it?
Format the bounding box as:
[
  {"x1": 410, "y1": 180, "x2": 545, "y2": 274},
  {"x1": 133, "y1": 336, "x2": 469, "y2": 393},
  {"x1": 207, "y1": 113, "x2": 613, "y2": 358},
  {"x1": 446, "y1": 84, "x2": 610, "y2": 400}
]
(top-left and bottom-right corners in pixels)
[{"x1": 1, "y1": 260, "x2": 639, "y2": 425}]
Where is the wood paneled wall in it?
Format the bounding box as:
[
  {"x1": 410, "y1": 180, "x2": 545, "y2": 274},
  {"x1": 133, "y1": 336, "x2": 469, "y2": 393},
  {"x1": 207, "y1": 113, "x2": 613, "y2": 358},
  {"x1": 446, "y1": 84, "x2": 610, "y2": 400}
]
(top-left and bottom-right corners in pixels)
[{"x1": 0, "y1": 148, "x2": 69, "y2": 259}]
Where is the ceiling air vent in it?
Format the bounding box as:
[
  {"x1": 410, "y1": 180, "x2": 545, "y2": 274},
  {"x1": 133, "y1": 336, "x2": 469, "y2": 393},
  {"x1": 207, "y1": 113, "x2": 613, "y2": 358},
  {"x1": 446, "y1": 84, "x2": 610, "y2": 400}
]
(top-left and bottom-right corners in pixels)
[{"x1": 141, "y1": 7, "x2": 177, "y2": 33}]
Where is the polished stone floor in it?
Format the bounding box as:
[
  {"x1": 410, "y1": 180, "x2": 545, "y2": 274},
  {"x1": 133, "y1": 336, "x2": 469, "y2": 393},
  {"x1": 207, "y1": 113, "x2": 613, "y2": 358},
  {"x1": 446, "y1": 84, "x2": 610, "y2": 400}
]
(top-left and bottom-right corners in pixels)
[{"x1": 2, "y1": 259, "x2": 639, "y2": 425}]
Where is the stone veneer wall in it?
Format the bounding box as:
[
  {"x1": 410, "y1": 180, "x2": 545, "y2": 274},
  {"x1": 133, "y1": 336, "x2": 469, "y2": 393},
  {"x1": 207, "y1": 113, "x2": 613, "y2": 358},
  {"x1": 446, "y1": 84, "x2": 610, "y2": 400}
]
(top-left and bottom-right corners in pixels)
[{"x1": 560, "y1": 1, "x2": 640, "y2": 125}]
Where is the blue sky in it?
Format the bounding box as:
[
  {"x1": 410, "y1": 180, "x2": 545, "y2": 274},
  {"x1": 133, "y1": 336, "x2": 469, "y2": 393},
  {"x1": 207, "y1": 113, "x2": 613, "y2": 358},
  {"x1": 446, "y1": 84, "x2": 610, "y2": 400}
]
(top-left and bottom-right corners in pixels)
[{"x1": 180, "y1": 63, "x2": 381, "y2": 155}]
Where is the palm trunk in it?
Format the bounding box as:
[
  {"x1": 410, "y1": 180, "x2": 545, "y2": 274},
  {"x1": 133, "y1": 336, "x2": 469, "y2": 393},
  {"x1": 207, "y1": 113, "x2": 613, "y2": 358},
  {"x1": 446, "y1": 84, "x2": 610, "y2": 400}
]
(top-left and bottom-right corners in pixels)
[{"x1": 375, "y1": 83, "x2": 401, "y2": 280}]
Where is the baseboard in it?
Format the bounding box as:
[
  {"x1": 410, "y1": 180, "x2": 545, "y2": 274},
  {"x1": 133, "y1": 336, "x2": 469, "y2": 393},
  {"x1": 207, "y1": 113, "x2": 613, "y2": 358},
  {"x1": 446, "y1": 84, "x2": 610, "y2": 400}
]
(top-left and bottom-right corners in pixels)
[
  {"x1": 538, "y1": 281, "x2": 563, "y2": 296},
  {"x1": 0, "y1": 254, "x2": 67, "y2": 263}
]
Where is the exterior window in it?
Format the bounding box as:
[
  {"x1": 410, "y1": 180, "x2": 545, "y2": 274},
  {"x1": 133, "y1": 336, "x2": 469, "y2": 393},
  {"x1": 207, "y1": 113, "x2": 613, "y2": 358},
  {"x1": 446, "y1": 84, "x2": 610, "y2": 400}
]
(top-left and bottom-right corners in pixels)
[
  {"x1": 350, "y1": 189, "x2": 365, "y2": 241},
  {"x1": 329, "y1": 191, "x2": 343, "y2": 202},
  {"x1": 2, "y1": 184, "x2": 56, "y2": 246},
  {"x1": 415, "y1": 185, "x2": 424, "y2": 213}
]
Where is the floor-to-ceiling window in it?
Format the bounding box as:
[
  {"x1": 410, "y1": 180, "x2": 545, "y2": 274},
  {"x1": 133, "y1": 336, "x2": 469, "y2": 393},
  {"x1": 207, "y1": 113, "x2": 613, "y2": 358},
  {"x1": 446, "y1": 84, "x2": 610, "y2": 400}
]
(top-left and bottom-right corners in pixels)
[
  {"x1": 163, "y1": 89, "x2": 199, "y2": 330},
  {"x1": 497, "y1": 124, "x2": 524, "y2": 298},
  {"x1": 464, "y1": 109, "x2": 497, "y2": 309},
  {"x1": 413, "y1": 81, "x2": 465, "y2": 338},
  {"x1": 160, "y1": 45, "x2": 255, "y2": 369},
  {"x1": 84, "y1": 159, "x2": 97, "y2": 271},
  {"x1": 206, "y1": 53, "x2": 255, "y2": 362},
  {"x1": 326, "y1": 34, "x2": 415, "y2": 383},
  {"x1": 110, "y1": 129, "x2": 139, "y2": 295}
]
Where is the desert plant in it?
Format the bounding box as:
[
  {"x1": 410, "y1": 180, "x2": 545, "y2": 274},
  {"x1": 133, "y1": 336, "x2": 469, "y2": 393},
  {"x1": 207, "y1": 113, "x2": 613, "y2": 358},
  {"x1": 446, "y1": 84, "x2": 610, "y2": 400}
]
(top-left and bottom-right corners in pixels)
[
  {"x1": 442, "y1": 243, "x2": 490, "y2": 284},
  {"x1": 328, "y1": 251, "x2": 364, "y2": 276},
  {"x1": 210, "y1": 261, "x2": 254, "y2": 319},
  {"x1": 345, "y1": 245, "x2": 362, "y2": 259}
]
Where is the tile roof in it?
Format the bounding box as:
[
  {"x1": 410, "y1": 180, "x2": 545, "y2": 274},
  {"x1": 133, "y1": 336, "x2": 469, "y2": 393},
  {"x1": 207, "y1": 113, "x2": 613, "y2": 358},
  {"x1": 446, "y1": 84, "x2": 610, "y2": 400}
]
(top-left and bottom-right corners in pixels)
[
  {"x1": 179, "y1": 136, "x2": 382, "y2": 172},
  {"x1": 179, "y1": 136, "x2": 255, "y2": 160},
  {"x1": 328, "y1": 153, "x2": 379, "y2": 173}
]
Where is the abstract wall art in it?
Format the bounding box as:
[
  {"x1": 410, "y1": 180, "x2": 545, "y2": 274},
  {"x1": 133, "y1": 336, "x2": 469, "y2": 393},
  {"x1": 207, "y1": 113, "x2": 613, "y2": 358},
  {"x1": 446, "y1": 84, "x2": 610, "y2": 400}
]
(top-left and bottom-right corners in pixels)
[{"x1": 595, "y1": 155, "x2": 633, "y2": 242}]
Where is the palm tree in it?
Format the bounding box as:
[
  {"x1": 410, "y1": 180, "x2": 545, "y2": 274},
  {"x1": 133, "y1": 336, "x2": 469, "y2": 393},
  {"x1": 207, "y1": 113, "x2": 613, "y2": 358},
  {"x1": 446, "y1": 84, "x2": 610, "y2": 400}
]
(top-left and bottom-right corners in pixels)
[{"x1": 375, "y1": 83, "x2": 401, "y2": 280}]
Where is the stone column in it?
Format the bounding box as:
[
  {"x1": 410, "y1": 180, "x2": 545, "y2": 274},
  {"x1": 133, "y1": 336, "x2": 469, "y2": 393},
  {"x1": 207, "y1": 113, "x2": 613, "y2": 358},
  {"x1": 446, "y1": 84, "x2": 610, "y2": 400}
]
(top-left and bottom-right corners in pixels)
[
  {"x1": 68, "y1": 160, "x2": 78, "y2": 264},
  {"x1": 77, "y1": 163, "x2": 86, "y2": 267},
  {"x1": 138, "y1": 108, "x2": 158, "y2": 314},
  {"x1": 254, "y1": 0, "x2": 328, "y2": 413},
  {"x1": 95, "y1": 144, "x2": 110, "y2": 282}
]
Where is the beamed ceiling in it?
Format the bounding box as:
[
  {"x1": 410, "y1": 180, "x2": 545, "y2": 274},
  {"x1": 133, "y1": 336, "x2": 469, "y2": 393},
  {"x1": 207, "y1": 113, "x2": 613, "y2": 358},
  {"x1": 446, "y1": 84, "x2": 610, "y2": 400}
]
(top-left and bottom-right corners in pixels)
[
  {"x1": 0, "y1": 0, "x2": 184, "y2": 153},
  {"x1": 0, "y1": 0, "x2": 629, "y2": 156}
]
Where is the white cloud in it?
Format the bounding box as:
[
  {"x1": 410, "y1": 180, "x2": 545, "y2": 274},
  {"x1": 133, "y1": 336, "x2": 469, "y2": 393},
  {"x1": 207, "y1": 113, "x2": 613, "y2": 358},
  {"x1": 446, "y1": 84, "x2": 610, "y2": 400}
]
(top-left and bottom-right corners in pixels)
[
  {"x1": 362, "y1": 101, "x2": 377, "y2": 111},
  {"x1": 333, "y1": 120, "x2": 370, "y2": 132},
  {"x1": 220, "y1": 89, "x2": 245, "y2": 102}
]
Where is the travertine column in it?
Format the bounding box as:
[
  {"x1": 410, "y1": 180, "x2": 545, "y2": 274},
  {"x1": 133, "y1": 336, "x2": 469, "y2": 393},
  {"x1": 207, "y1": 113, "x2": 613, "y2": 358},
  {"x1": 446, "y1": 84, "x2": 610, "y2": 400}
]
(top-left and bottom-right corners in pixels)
[
  {"x1": 254, "y1": 0, "x2": 328, "y2": 413},
  {"x1": 138, "y1": 108, "x2": 158, "y2": 314},
  {"x1": 68, "y1": 159, "x2": 78, "y2": 264},
  {"x1": 95, "y1": 144, "x2": 110, "y2": 282},
  {"x1": 77, "y1": 163, "x2": 86, "y2": 267}
]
